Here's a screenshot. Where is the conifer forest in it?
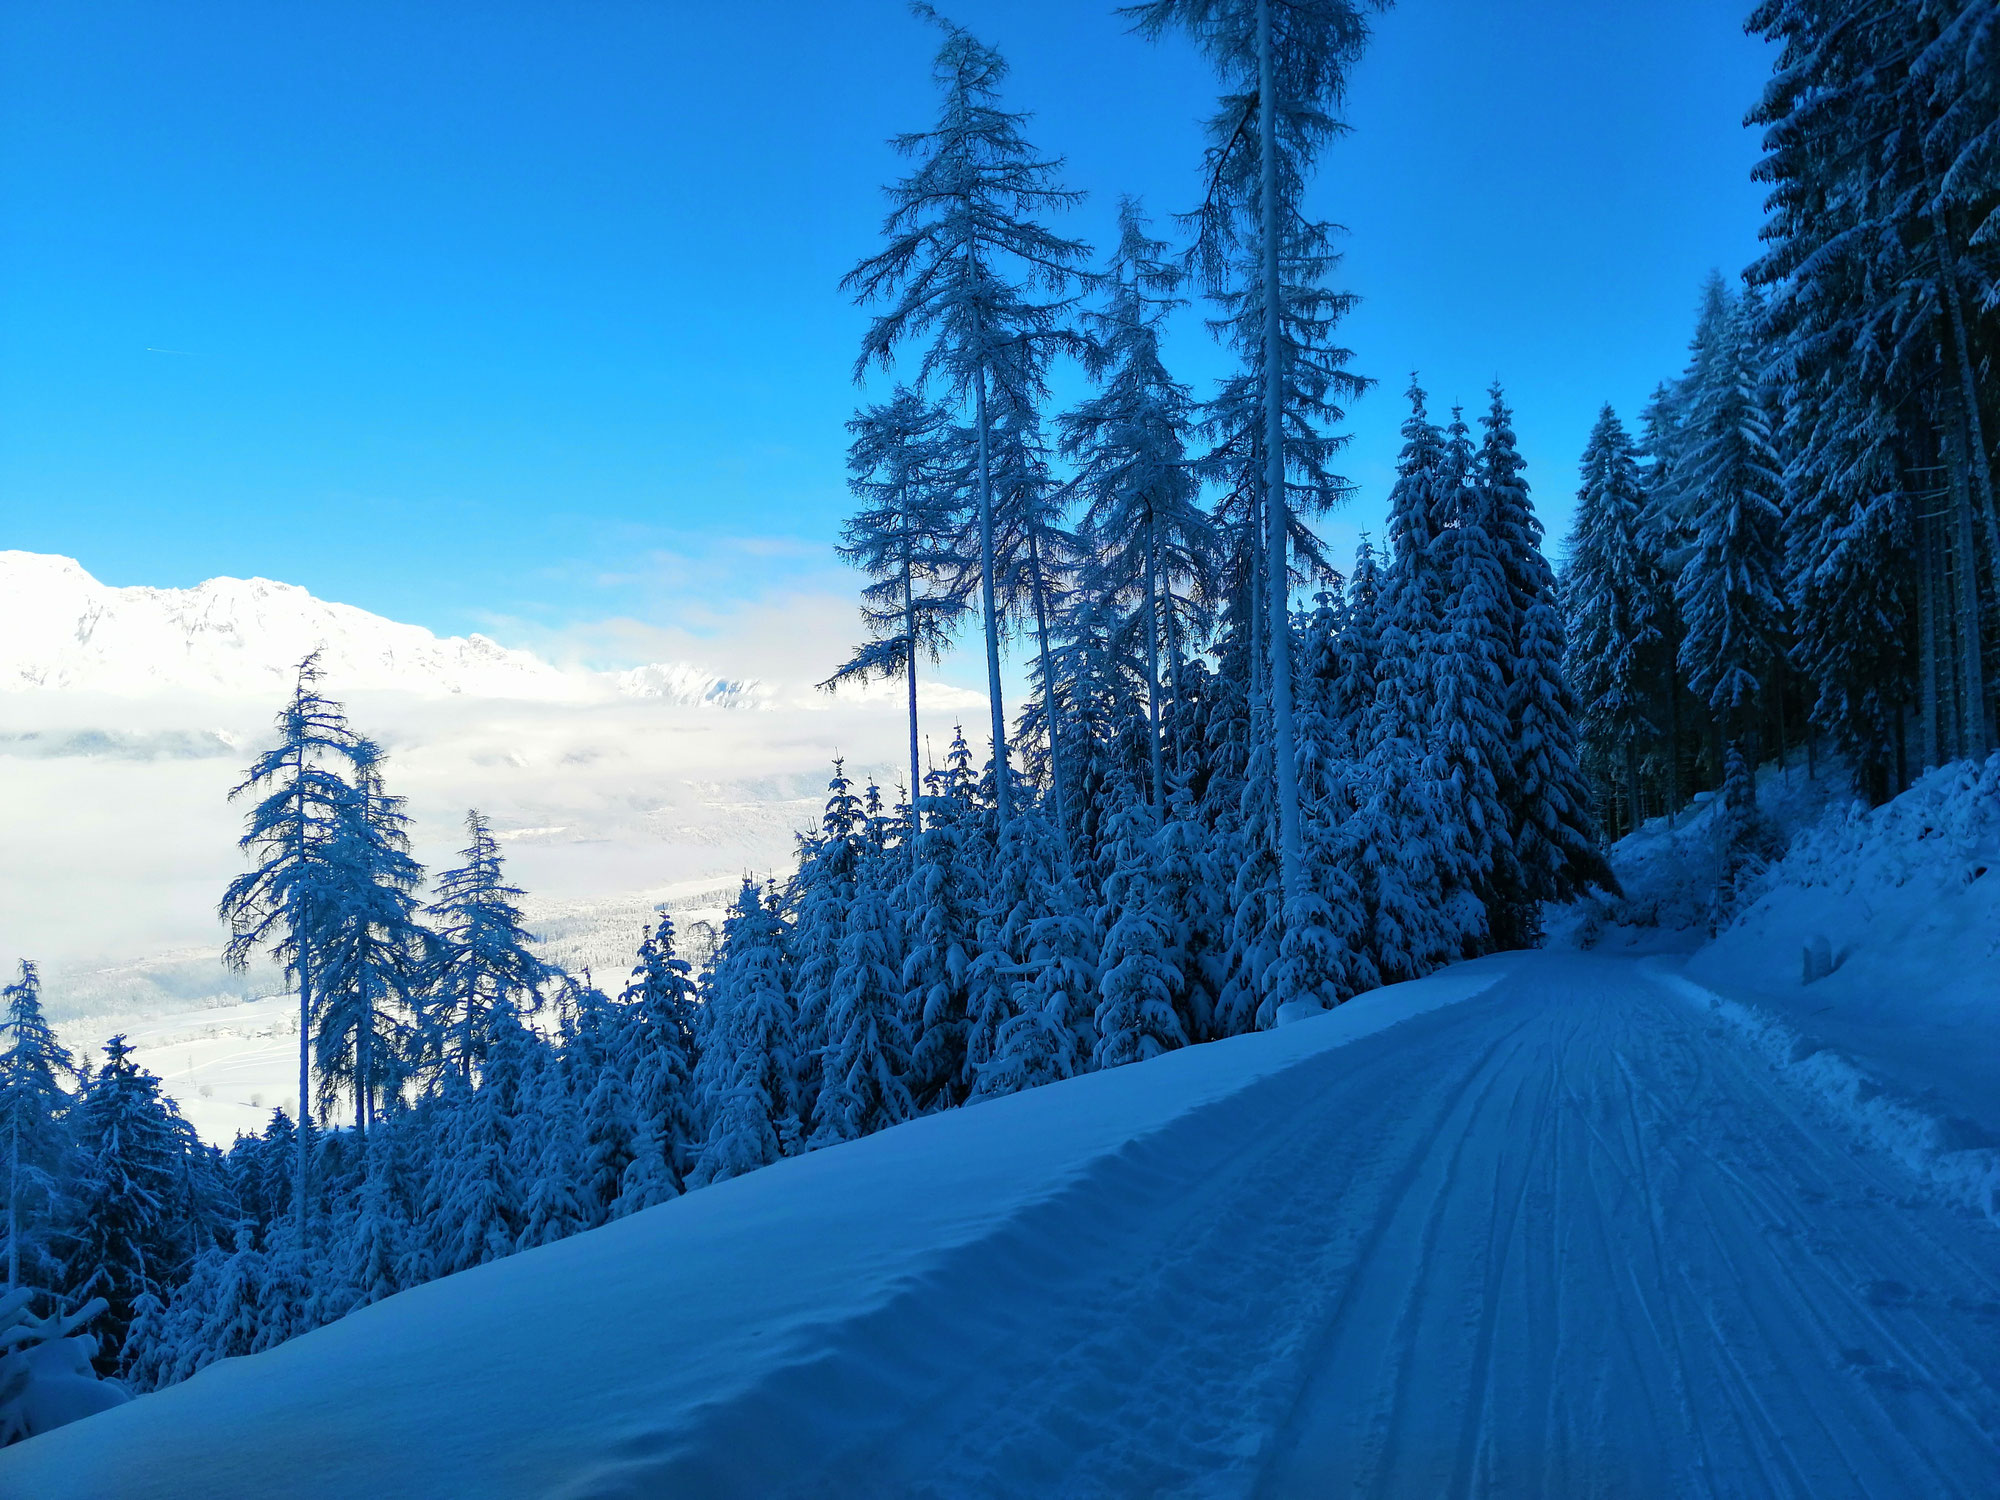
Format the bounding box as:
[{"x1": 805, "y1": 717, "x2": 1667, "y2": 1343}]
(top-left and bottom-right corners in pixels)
[{"x1": 2, "y1": 0, "x2": 1996, "y2": 1432}]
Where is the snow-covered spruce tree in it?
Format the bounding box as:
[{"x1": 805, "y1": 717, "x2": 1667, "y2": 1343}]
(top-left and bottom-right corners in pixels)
[
  {"x1": 1348, "y1": 392, "x2": 1458, "y2": 983},
  {"x1": 978, "y1": 835, "x2": 1098, "y2": 1096},
  {"x1": 845, "y1": 6, "x2": 1090, "y2": 826},
  {"x1": 1675, "y1": 278, "x2": 1786, "y2": 769},
  {"x1": 1332, "y1": 535, "x2": 1383, "y2": 757},
  {"x1": 1479, "y1": 386, "x2": 1611, "y2": 939},
  {"x1": 1270, "y1": 609, "x2": 1372, "y2": 1015},
  {"x1": 1149, "y1": 792, "x2": 1231, "y2": 1040},
  {"x1": 1129, "y1": 0, "x2": 1379, "y2": 923},
  {"x1": 689, "y1": 881, "x2": 798, "y2": 1187},
  {"x1": 786, "y1": 762, "x2": 870, "y2": 1138},
  {"x1": 615, "y1": 912, "x2": 702, "y2": 1212},
  {"x1": 59, "y1": 1038, "x2": 207, "y2": 1374},
  {"x1": 822, "y1": 392, "x2": 970, "y2": 840},
  {"x1": 963, "y1": 813, "x2": 1042, "y2": 1098},
  {"x1": 421, "y1": 810, "x2": 559, "y2": 1084},
  {"x1": 516, "y1": 1061, "x2": 586, "y2": 1252},
  {"x1": 811, "y1": 860, "x2": 916, "y2": 1146},
  {"x1": 312, "y1": 749, "x2": 427, "y2": 1132},
  {"x1": 1093, "y1": 801, "x2": 1190, "y2": 1068},
  {"x1": 1749, "y1": 0, "x2": 1998, "y2": 763},
  {"x1": 1062, "y1": 197, "x2": 1214, "y2": 809},
  {"x1": 1, "y1": 962, "x2": 76, "y2": 1294},
  {"x1": 335, "y1": 1135, "x2": 404, "y2": 1312},
  {"x1": 1431, "y1": 405, "x2": 1516, "y2": 956},
  {"x1": 219, "y1": 651, "x2": 372, "y2": 1229},
  {"x1": 422, "y1": 1002, "x2": 541, "y2": 1274},
  {"x1": 1777, "y1": 381, "x2": 1913, "y2": 797},
  {"x1": 1564, "y1": 404, "x2": 1670, "y2": 832},
  {"x1": 1376, "y1": 380, "x2": 1450, "y2": 716},
  {"x1": 898, "y1": 789, "x2": 983, "y2": 1112}
]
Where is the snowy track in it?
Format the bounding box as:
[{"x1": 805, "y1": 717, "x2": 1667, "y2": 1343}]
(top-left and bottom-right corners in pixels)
[{"x1": 6, "y1": 952, "x2": 1998, "y2": 1498}]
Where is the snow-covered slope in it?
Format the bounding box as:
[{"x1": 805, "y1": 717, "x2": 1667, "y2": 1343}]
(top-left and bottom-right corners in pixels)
[
  {"x1": 0, "y1": 550, "x2": 759, "y2": 705},
  {"x1": 1566, "y1": 754, "x2": 2000, "y2": 1220},
  {"x1": 8, "y1": 953, "x2": 1998, "y2": 1497}
]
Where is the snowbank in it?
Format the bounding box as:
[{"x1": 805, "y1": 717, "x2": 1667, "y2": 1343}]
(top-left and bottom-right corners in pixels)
[
  {"x1": 1577, "y1": 755, "x2": 2000, "y2": 1216},
  {"x1": 0, "y1": 960, "x2": 1514, "y2": 1499}
]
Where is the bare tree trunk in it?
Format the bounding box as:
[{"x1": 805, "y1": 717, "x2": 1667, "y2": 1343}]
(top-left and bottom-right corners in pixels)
[
  {"x1": 903, "y1": 539, "x2": 922, "y2": 843},
  {"x1": 1920, "y1": 501, "x2": 1942, "y2": 770},
  {"x1": 1145, "y1": 521, "x2": 1166, "y2": 808},
  {"x1": 1625, "y1": 738, "x2": 1643, "y2": 841},
  {"x1": 1666, "y1": 670, "x2": 1682, "y2": 830},
  {"x1": 1027, "y1": 524, "x2": 1072, "y2": 850},
  {"x1": 1258, "y1": 0, "x2": 1304, "y2": 910},
  {"x1": 973, "y1": 367, "x2": 1011, "y2": 826}
]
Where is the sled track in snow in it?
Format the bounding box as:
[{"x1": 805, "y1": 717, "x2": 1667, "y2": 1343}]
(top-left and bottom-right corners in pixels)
[{"x1": 726, "y1": 953, "x2": 2000, "y2": 1498}]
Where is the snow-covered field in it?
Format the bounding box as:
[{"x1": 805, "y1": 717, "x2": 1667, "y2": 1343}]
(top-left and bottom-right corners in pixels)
[
  {"x1": 6, "y1": 950, "x2": 1996, "y2": 1498},
  {"x1": 0, "y1": 550, "x2": 979, "y2": 1135}
]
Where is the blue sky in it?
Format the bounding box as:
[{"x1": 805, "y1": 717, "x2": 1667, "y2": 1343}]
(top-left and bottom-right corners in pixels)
[{"x1": 1, "y1": 0, "x2": 1772, "y2": 686}]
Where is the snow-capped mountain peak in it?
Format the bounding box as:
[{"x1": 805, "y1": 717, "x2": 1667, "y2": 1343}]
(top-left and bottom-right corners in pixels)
[{"x1": 0, "y1": 550, "x2": 758, "y2": 706}]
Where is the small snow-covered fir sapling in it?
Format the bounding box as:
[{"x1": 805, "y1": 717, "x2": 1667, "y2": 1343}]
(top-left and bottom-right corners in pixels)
[{"x1": 0, "y1": 1288, "x2": 128, "y2": 1447}]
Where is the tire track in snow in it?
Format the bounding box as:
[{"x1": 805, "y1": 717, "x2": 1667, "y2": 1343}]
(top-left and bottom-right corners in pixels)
[{"x1": 786, "y1": 951, "x2": 2000, "y2": 1498}]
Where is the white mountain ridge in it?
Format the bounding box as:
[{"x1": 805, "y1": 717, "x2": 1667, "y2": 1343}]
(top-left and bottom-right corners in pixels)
[{"x1": 0, "y1": 550, "x2": 764, "y2": 706}]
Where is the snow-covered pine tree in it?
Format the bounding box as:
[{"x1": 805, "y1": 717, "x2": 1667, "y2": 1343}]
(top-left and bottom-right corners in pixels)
[
  {"x1": 1063, "y1": 197, "x2": 1213, "y2": 809},
  {"x1": 422, "y1": 1003, "x2": 538, "y2": 1274},
  {"x1": 1350, "y1": 392, "x2": 1458, "y2": 982},
  {"x1": 220, "y1": 652, "x2": 372, "y2": 1229},
  {"x1": 786, "y1": 762, "x2": 870, "y2": 1138},
  {"x1": 1479, "y1": 385, "x2": 1609, "y2": 941},
  {"x1": 898, "y1": 796, "x2": 982, "y2": 1112},
  {"x1": 811, "y1": 861, "x2": 916, "y2": 1146},
  {"x1": 1675, "y1": 277, "x2": 1786, "y2": 770},
  {"x1": 1332, "y1": 536, "x2": 1383, "y2": 757},
  {"x1": 1431, "y1": 405, "x2": 1516, "y2": 954},
  {"x1": 336, "y1": 1134, "x2": 404, "y2": 1312},
  {"x1": 312, "y1": 749, "x2": 427, "y2": 1132},
  {"x1": 1749, "y1": 0, "x2": 1998, "y2": 763},
  {"x1": 1, "y1": 962, "x2": 76, "y2": 1294},
  {"x1": 1093, "y1": 801, "x2": 1190, "y2": 1067},
  {"x1": 515, "y1": 1060, "x2": 586, "y2": 1252},
  {"x1": 822, "y1": 392, "x2": 970, "y2": 839},
  {"x1": 421, "y1": 810, "x2": 558, "y2": 1084},
  {"x1": 1564, "y1": 404, "x2": 1670, "y2": 833},
  {"x1": 689, "y1": 881, "x2": 798, "y2": 1187},
  {"x1": 1148, "y1": 794, "x2": 1231, "y2": 1040},
  {"x1": 1129, "y1": 0, "x2": 1379, "y2": 920},
  {"x1": 615, "y1": 913, "x2": 702, "y2": 1212},
  {"x1": 59, "y1": 1037, "x2": 204, "y2": 1374},
  {"x1": 979, "y1": 857, "x2": 1098, "y2": 1094},
  {"x1": 845, "y1": 7, "x2": 1091, "y2": 826}
]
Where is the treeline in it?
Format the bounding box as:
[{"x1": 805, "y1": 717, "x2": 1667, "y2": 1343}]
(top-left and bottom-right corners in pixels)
[{"x1": 1565, "y1": 0, "x2": 1999, "y2": 828}]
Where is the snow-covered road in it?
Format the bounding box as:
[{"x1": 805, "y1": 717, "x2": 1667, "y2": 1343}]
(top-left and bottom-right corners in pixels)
[{"x1": 6, "y1": 952, "x2": 1997, "y2": 1497}]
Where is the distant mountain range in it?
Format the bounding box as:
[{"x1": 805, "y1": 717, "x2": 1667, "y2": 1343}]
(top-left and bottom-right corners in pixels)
[{"x1": 0, "y1": 550, "x2": 764, "y2": 706}]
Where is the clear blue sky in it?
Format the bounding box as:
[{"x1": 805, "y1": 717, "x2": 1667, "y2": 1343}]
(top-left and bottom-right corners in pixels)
[{"x1": 1, "y1": 0, "x2": 1772, "y2": 678}]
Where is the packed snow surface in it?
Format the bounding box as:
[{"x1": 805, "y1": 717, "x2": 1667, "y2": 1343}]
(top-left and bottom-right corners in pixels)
[{"x1": 8, "y1": 951, "x2": 1997, "y2": 1498}]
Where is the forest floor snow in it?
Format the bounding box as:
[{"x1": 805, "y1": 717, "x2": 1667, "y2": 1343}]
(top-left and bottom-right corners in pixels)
[{"x1": 5, "y1": 949, "x2": 1997, "y2": 1499}]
